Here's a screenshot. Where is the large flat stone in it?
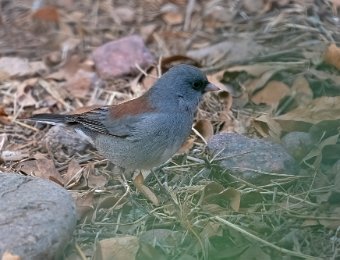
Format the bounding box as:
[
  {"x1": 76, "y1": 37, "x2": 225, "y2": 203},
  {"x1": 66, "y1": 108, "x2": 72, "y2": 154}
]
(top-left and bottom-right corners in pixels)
[{"x1": 0, "y1": 173, "x2": 77, "y2": 260}]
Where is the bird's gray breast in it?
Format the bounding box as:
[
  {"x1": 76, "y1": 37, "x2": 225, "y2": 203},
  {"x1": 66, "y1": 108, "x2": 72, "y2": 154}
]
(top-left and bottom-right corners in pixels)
[{"x1": 93, "y1": 112, "x2": 193, "y2": 170}]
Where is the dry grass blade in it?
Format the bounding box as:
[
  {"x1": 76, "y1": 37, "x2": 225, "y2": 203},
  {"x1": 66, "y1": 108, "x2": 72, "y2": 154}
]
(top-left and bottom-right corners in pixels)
[
  {"x1": 38, "y1": 79, "x2": 72, "y2": 110},
  {"x1": 214, "y1": 216, "x2": 321, "y2": 260}
]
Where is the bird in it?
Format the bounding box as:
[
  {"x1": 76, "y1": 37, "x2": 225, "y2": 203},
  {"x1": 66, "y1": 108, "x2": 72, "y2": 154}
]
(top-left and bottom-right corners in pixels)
[{"x1": 29, "y1": 64, "x2": 219, "y2": 204}]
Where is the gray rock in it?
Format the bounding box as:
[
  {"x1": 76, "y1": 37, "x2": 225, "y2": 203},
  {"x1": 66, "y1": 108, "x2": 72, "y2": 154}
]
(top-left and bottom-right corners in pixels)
[
  {"x1": 281, "y1": 131, "x2": 314, "y2": 161},
  {"x1": 44, "y1": 124, "x2": 91, "y2": 154},
  {"x1": 92, "y1": 35, "x2": 155, "y2": 79},
  {"x1": 0, "y1": 173, "x2": 77, "y2": 260},
  {"x1": 207, "y1": 133, "x2": 298, "y2": 183}
]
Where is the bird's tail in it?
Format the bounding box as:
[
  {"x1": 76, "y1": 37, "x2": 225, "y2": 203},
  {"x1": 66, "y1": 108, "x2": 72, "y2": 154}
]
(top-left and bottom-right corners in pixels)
[{"x1": 28, "y1": 113, "x2": 68, "y2": 125}]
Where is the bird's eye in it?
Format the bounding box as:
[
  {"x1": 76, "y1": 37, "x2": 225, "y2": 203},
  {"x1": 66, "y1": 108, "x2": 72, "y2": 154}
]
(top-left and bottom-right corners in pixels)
[{"x1": 192, "y1": 81, "x2": 202, "y2": 90}]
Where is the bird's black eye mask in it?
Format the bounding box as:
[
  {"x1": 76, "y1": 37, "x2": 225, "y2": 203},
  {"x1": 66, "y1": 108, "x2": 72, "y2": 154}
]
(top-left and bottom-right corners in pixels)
[{"x1": 192, "y1": 80, "x2": 209, "y2": 92}]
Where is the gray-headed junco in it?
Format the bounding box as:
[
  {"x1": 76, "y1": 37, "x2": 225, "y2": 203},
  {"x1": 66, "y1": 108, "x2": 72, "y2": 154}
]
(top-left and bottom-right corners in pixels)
[{"x1": 30, "y1": 64, "x2": 218, "y2": 203}]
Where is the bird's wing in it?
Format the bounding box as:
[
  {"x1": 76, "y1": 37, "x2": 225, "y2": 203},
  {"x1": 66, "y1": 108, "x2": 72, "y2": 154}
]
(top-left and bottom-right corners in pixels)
[
  {"x1": 66, "y1": 95, "x2": 155, "y2": 138},
  {"x1": 65, "y1": 107, "x2": 114, "y2": 135}
]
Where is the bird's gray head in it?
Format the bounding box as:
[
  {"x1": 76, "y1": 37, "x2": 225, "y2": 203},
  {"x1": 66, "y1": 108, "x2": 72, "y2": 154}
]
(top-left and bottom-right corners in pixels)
[{"x1": 149, "y1": 64, "x2": 216, "y2": 113}]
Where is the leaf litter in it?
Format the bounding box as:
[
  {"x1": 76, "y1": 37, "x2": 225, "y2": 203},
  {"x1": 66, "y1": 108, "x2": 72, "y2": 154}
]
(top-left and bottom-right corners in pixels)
[{"x1": 1, "y1": 0, "x2": 340, "y2": 259}]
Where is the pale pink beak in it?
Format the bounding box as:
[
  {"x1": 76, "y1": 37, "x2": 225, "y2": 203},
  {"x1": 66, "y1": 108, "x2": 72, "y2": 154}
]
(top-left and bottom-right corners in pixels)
[{"x1": 204, "y1": 83, "x2": 220, "y2": 92}]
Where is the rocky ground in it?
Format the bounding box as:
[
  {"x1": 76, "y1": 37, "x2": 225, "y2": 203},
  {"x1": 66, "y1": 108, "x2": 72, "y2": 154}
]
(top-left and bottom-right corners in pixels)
[{"x1": 1, "y1": 0, "x2": 340, "y2": 259}]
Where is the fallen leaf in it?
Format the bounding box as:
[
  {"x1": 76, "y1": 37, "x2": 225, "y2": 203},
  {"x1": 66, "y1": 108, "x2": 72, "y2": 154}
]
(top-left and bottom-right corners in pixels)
[
  {"x1": 274, "y1": 0, "x2": 291, "y2": 6},
  {"x1": 251, "y1": 80, "x2": 290, "y2": 108},
  {"x1": 319, "y1": 207, "x2": 340, "y2": 229},
  {"x1": 291, "y1": 75, "x2": 313, "y2": 98},
  {"x1": 162, "y1": 12, "x2": 183, "y2": 25},
  {"x1": 324, "y1": 43, "x2": 340, "y2": 70},
  {"x1": 137, "y1": 243, "x2": 167, "y2": 260},
  {"x1": 94, "y1": 236, "x2": 139, "y2": 260},
  {"x1": 291, "y1": 75, "x2": 313, "y2": 105},
  {"x1": 0, "y1": 150, "x2": 29, "y2": 161},
  {"x1": 201, "y1": 203, "x2": 229, "y2": 216},
  {"x1": 63, "y1": 69, "x2": 97, "y2": 98},
  {"x1": 200, "y1": 222, "x2": 222, "y2": 240},
  {"x1": 245, "y1": 69, "x2": 279, "y2": 94},
  {"x1": 225, "y1": 62, "x2": 304, "y2": 94},
  {"x1": 16, "y1": 79, "x2": 39, "y2": 108},
  {"x1": 217, "y1": 91, "x2": 233, "y2": 112},
  {"x1": 0, "y1": 70, "x2": 10, "y2": 81},
  {"x1": 194, "y1": 119, "x2": 214, "y2": 141},
  {"x1": 225, "y1": 64, "x2": 275, "y2": 77},
  {"x1": 97, "y1": 194, "x2": 127, "y2": 210},
  {"x1": 44, "y1": 51, "x2": 62, "y2": 66},
  {"x1": 301, "y1": 219, "x2": 319, "y2": 227},
  {"x1": 203, "y1": 182, "x2": 224, "y2": 195},
  {"x1": 35, "y1": 158, "x2": 64, "y2": 185},
  {"x1": 219, "y1": 114, "x2": 242, "y2": 134},
  {"x1": 240, "y1": 246, "x2": 271, "y2": 260},
  {"x1": 303, "y1": 133, "x2": 339, "y2": 168},
  {"x1": 18, "y1": 158, "x2": 64, "y2": 185},
  {"x1": 61, "y1": 38, "x2": 82, "y2": 56},
  {"x1": 161, "y1": 55, "x2": 200, "y2": 69},
  {"x1": 139, "y1": 229, "x2": 185, "y2": 249},
  {"x1": 274, "y1": 96, "x2": 340, "y2": 132},
  {"x1": 253, "y1": 114, "x2": 282, "y2": 139},
  {"x1": 192, "y1": 222, "x2": 223, "y2": 254},
  {"x1": 47, "y1": 55, "x2": 82, "y2": 81},
  {"x1": 38, "y1": 79, "x2": 70, "y2": 109},
  {"x1": 0, "y1": 106, "x2": 11, "y2": 124},
  {"x1": 332, "y1": 0, "x2": 340, "y2": 13},
  {"x1": 202, "y1": 182, "x2": 241, "y2": 212},
  {"x1": 187, "y1": 34, "x2": 263, "y2": 66},
  {"x1": 220, "y1": 188, "x2": 241, "y2": 212},
  {"x1": 87, "y1": 173, "x2": 108, "y2": 189},
  {"x1": 242, "y1": 0, "x2": 265, "y2": 13},
  {"x1": 115, "y1": 6, "x2": 135, "y2": 23},
  {"x1": 131, "y1": 66, "x2": 158, "y2": 95},
  {"x1": 32, "y1": 6, "x2": 60, "y2": 22},
  {"x1": 63, "y1": 159, "x2": 83, "y2": 189},
  {"x1": 140, "y1": 24, "x2": 157, "y2": 41},
  {"x1": 0, "y1": 57, "x2": 47, "y2": 78},
  {"x1": 209, "y1": 243, "x2": 248, "y2": 259},
  {"x1": 309, "y1": 120, "x2": 340, "y2": 141},
  {"x1": 170, "y1": 0, "x2": 186, "y2": 5},
  {"x1": 71, "y1": 191, "x2": 95, "y2": 220},
  {"x1": 307, "y1": 68, "x2": 340, "y2": 84}
]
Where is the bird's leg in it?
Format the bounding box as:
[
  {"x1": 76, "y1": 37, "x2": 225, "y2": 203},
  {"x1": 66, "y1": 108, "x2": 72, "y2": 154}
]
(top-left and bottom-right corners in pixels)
[{"x1": 133, "y1": 170, "x2": 160, "y2": 206}]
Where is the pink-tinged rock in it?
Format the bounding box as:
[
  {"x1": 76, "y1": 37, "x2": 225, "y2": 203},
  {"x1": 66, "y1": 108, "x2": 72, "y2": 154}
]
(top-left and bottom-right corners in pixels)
[{"x1": 92, "y1": 35, "x2": 155, "y2": 79}]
